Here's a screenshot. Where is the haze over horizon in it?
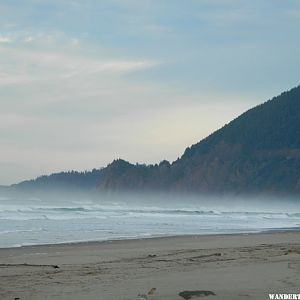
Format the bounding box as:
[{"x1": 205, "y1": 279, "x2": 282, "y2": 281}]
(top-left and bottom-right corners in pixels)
[{"x1": 1, "y1": 0, "x2": 300, "y2": 185}]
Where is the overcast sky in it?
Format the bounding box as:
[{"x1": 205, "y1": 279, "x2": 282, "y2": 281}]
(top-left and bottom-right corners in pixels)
[{"x1": 1, "y1": 0, "x2": 300, "y2": 184}]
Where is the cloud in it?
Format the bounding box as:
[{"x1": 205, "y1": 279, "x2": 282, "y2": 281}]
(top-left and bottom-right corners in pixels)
[
  {"x1": 0, "y1": 36, "x2": 12, "y2": 43},
  {"x1": 24, "y1": 36, "x2": 34, "y2": 42},
  {"x1": 0, "y1": 29, "x2": 81, "y2": 47},
  {"x1": 0, "y1": 44, "x2": 158, "y2": 88}
]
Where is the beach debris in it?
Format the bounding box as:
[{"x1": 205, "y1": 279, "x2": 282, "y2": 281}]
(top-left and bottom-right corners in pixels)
[
  {"x1": 148, "y1": 254, "x2": 157, "y2": 258},
  {"x1": 188, "y1": 253, "x2": 221, "y2": 262},
  {"x1": 138, "y1": 288, "x2": 156, "y2": 300},
  {"x1": 284, "y1": 249, "x2": 300, "y2": 255},
  {"x1": 238, "y1": 293, "x2": 250, "y2": 297},
  {"x1": 179, "y1": 290, "x2": 216, "y2": 299},
  {"x1": 0, "y1": 263, "x2": 59, "y2": 269},
  {"x1": 148, "y1": 287, "x2": 156, "y2": 295}
]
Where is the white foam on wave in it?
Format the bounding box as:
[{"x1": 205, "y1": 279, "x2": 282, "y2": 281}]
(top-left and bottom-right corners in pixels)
[{"x1": 0, "y1": 195, "x2": 299, "y2": 248}]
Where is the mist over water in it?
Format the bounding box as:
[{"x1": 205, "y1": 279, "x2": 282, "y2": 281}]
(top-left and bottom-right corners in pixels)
[{"x1": 0, "y1": 191, "x2": 299, "y2": 248}]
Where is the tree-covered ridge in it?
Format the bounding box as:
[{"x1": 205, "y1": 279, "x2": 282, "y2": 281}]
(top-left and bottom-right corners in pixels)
[
  {"x1": 13, "y1": 85, "x2": 300, "y2": 195},
  {"x1": 98, "y1": 85, "x2": 300, "y2": 195},
  {"x1": 14, "y1": 169, "x2": 104, "y2": 191},
  {"x1": 183, "y1": 85, "x2": 300, "y2": 158}
]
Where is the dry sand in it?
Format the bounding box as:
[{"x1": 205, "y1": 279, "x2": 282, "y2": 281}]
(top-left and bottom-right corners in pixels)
[{"x1": 0, "y1": 231, "x2": 299, "y2": 300}]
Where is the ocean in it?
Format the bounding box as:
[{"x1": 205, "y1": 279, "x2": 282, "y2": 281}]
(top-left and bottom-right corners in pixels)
[{"x1": 0, "y1": 194, "x2": 299, "y2": 248}]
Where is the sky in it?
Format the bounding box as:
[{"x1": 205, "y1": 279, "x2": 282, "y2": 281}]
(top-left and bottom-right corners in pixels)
[{"x1": 1, "y1": 0, "x2": 300, "y2": 184}]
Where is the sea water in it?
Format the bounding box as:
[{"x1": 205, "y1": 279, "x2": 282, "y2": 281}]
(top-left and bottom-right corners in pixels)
[{"x1": 0, "y1": 194, "x2": 299, "y2": 248}]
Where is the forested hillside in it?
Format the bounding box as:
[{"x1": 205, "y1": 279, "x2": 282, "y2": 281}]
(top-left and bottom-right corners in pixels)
[
  {"x1": 13, "y1": 86, "x2": 300, "y2": 196},
  {"x1": 98, "y1": 86, "x2": 300, "y2": 195}
]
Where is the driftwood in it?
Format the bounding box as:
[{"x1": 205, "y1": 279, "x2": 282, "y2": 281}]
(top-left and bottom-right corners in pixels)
[
  {"x1": 0, "y1": 263, "x2": 59, "y2": 269},
  {"x1": 179, "y1": 290, "x2": 216, "y2": 299}
]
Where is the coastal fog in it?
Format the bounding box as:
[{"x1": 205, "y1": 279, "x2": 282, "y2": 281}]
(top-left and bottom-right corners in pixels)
[{"x1": 0, "y1": 190, "x2": 299, "y2": 248}]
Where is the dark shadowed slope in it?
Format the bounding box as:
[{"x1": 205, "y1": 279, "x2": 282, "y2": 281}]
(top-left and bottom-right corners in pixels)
[{"x1": 98, "y1": 86, "x2": 300, "y2": 195}]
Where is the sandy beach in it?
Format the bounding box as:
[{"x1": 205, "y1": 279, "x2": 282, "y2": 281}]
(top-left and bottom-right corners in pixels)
[{"x1": 0, "y1": 231, "x2": 299, "y2": 300}]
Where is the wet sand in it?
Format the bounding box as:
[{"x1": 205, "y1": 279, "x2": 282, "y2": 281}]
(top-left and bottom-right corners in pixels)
[{"x1": 0, "y1": 231, "x2": 300, "y2": 300}]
